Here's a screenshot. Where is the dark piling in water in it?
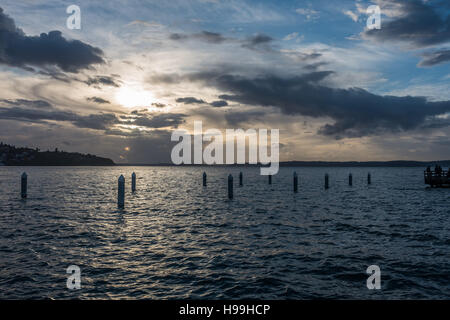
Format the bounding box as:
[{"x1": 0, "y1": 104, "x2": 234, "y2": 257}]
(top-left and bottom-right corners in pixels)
[
  {"x1": 239, "y1": 172, "x2": 243, "y2": 186},
  {"x1": 131, "y1": 172, "x2": 136, "y2": 192},
  {"x1": 228, "y1": 174, "x2": 233, "y2": 199},
  {"x1": 349, "y1": 173, "x2": 352, "y2": 186},
  {"x1": 21, "y1": 172, "x2": 27, "y2": 199},
  {"x1": 368, "y1": 173, "x2": 371, "y2": 185},
  {"x1": 325, "y1": 173, "x2": 329, "y2": 189},
  {"x1": 203, "y1": 172, "x2": 207, "y2": 187},
  {"x1": 293, "y1": 172, "x2": 298, "y2": 193},
  {"x1": 118, "y1": 175, "x2": 125, "y2": 208}
]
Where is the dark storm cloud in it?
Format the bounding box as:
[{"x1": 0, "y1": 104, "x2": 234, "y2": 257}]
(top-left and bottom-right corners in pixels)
[
  {"x1": 0, "y1": 100, "x2": 187, "y2": 132},
  {"x1": 170, "y1": 70, "x2": 450, "y2": 138},
  {"x1": 362, "y1": 0, "x2": 450, "y2": 66},
  {"x1": 418, "y1": 49, "x2": 450, "y2": 67},
  {"x1": 176, "y1": 97, "x2": 206, "y2": 104},
  {"x1": 169, "y1": 31, "x2": 227, "y2": 43},
  {"x1": 169, "y1": 30, "x2": 275, "y2": 50},
  {"x1": 0, "y1": 106, "x2": 74, "y2": 123},
  {"x1": 86, "y1": 97, "x2": 111, "y2": 104},
  {"x1": 210, "y1": 100, "x2": 228, "y2": 107},
  {"x1": 420, "y1": 117, "x2": 450, "y2": 130},
  {"x1": 0, "y1": 7, "x2": 104, "y2": 73},
  {"x1": 125, "y1": 112, "x2": 186, "y2": 129},
  {"x1": 84, "y1": 75, "x2": 120, "y2": 87},
  {"x1": 72, "y1": 113, "x2": 118, "y2": 130},
  {"x1": 0, "y1": 105, "x2": 118, "y2": 130},
  {"x1": 363, "y1": 0, "x2": 450, "y2": 48},
  {"x1": 0, "y1": 99, "x2": 52, "y2": 108},
  {"x1": 176, "y1": 96, "x2": 229, "y2": 107}
]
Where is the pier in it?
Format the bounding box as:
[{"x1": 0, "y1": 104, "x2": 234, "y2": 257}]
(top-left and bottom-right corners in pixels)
[{"x1": 424, "y1": 169, "x2": 450, "y2": 187}]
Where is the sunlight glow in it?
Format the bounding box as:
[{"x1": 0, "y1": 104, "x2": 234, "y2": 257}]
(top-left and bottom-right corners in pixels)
[{"x1": 116, "y1": 85, "x2": 154, "y2": 108}]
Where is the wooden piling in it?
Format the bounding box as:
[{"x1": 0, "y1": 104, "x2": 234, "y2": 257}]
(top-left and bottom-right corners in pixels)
[
  {"x1": 349, "y1": 173, "x2": 353, "y2": 186},
  {"x1": 325, "y1": 173, "x2": 329, "y2": 189},
  {"x1": 131, "y1": 172, "x2": 136, "y2": 192},
  {"x1": 203, "y1": 172, "x2": 207, "y2": 187},
  {"x1": 228, "y1": 174, "x2": 233, "y2": 199},
  {"x1": 239, "y1": 172, "x2": 243, "y2": 186},
  {"x1": 21, "y1": 172, "x2": 27, "y2": 199},
  {"x1": 268, "y1": 175, "x2": 272, "y2": 185},
  {"x1": 368, "y1": 172, "x2": 371, "y2": 185},
  {"x1": 293, "y1": 172, "x2": 298, "y2": 193},
  {"x1": 118, "y1": 175, "x2": 125, "y2": 208}
]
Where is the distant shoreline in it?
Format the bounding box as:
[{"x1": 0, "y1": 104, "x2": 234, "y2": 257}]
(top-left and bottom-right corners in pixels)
[
  {"x1": 114, "y1": 160, "x2": 450, "y2": 167},
  {"x1": 2, "y1": 143, "x2": 449, "y2": 167},
  {"x1": 0, "y1": 143, "x2": 115, "y2": 166},
  {"x1": 2, "y1": 161, "x2": 449, "y2": 167}
]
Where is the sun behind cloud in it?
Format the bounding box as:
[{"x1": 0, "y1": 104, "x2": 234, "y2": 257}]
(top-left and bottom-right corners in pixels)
[{"x1": 115, "y1": 85, "x2": 155, "y2": 108}]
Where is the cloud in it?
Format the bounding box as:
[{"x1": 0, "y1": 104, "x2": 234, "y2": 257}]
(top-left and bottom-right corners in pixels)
[
  {"x1": 0, "y1": 101, "x2": 185, "y2": 131},
  {"x1": 362, "y1": 0, "x2": 450, "y2": 48},
  {"x1": 303, "y1": 62, "x2": 328, "y2": 71},
  {"x1": 283, "y1": 32, "x2": 300, "y2": 41},
  {"x1": 242, "y1": 33, "x2": 274, "y2": 50},
  {"x1": 176, "y1": 96, "x2": 231, "y2": 107},
  {"x1": 86, "y1": 97, "x2": 111, "y2": 104},
  {"x1": 127, "y1": 20, "x2": 163, "y2": 28},
  {"x1": 170, "y1": 70, "x2": 450, "y2": 138},
  {"x1": 169, "y1": 30, "x2": 275, "y2": 51},
  {"x1": 0, "y1": 99, "x2": 52, "y2": 108},
  {"x1": 244, "y1": 34, "x2": 273, "y2": 45},
  {"x1": 104, "y1": 128, "x2": 143, "y2": 137},
  {"x1": 418, "y1": 49, "x2": 450, "y2": 67},
  {"x1": 295, "y1": 8, "x2": 319, "y2": 20},
  {"x1": 420, "y1": 116, "x2": 450, "y2": 130},
  {"x1": 0, "y1": 105, "x2": 117, "y2": 130},
  {"x1": 224, "y1": 110, "x2": 267, "y2": 126},
  {"x1": 169, "y1": 31, "x2": 227, "y2": 43},
  {"x1": 210, "y1": 100, "x2": 228, "y2": 107},
  {"x1": 72, "y1": 113, "x2": 118, "y2": 130},
  {"x1": 149, "y1": 73, "x2": 182, "y2": 84},
  {"x1": 176, "y1": 97, "x2": 206, "y2": 104},
  {"x1": 84, "y1": 75, "x2": 120, "y2": 87},
  {"x1": 0, "y1": 7, "x2": 104, "y2": 73},
  {"x1": 361, "y1": 0, "x2": 450, "y2": 67},
  {"x1": 343, "y1": 10, "x2": 359, "y2": 22},
  {"x1": 130, "y1": 112, "x2": 186, "y2": 129},
  {"x1": 151, "y1": 102, "x2": 167, "y2": 108}
]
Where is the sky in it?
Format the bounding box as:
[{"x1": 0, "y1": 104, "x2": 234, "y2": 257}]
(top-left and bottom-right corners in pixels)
[{"x1": 0, "y1": 0, "x2": 450, "y2": 163}]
